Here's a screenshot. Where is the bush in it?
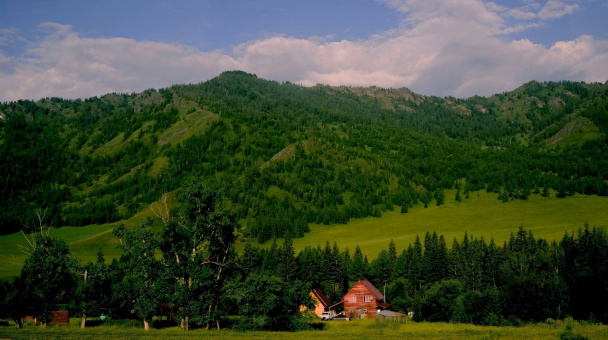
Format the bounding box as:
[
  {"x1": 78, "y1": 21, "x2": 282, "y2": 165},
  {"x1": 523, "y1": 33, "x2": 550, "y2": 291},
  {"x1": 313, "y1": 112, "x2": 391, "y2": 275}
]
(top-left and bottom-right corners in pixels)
[{"x1": 560, "y1": 319, "x2": 589, "y2": 340}]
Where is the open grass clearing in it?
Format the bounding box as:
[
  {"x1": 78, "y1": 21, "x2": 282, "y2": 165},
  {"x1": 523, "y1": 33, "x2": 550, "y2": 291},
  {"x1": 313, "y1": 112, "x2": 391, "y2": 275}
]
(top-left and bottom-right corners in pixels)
[
  {"x1": 0, "y1": 192, "x2": 177, "y2": 279},
  {"x1": 288, "y1": 190, "x2": 608, "y2": 257},
  {"x1": 2, "y1": 190, "x2": 607, "y2": 279}
]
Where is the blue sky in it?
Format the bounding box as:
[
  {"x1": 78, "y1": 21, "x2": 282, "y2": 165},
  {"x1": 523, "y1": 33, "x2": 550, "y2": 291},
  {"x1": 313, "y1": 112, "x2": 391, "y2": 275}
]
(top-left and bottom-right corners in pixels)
[{"x1": 1, "y1": 0, "x2": 607, "y2": 101}]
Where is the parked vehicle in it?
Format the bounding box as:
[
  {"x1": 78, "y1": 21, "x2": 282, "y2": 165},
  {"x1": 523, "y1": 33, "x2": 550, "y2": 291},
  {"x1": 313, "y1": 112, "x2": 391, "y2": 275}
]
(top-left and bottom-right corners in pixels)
[
  {"x1": 321, "y1": 310, "x2": 336, "y2": 320},
  {"x1": 333, "y1": 315, "x2": 350, "y2": 321}
]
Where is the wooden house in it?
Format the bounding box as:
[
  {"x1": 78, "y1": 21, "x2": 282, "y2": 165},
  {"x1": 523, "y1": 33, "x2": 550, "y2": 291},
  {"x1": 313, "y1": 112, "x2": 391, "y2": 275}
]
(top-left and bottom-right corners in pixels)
[
  {"x1": 340, "y1": 280, "x2": 390, "y2": 319},
  {"x1": 300, "y1": 289, "x2": 332, "y2": 317}
]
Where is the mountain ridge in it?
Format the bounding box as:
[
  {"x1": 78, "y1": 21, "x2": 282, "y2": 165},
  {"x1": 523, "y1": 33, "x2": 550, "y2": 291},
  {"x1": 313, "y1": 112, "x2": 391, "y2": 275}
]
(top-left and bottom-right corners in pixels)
[{"x1": 0, "y1": 71, "x2": 607, "y2": 241}]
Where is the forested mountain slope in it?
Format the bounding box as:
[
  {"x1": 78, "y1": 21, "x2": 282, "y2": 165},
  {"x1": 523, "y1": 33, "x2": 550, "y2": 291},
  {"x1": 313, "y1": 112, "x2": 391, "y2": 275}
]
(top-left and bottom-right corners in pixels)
[{"x1": 1, "y1": 71, "x2": 607, "y2": 240}]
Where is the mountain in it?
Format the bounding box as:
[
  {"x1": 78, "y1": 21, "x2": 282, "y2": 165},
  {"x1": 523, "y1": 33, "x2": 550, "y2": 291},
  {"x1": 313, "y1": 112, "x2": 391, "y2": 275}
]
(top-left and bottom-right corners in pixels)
[{"x1": 1, "y1": 71, "x2": 607, "y2": 240}]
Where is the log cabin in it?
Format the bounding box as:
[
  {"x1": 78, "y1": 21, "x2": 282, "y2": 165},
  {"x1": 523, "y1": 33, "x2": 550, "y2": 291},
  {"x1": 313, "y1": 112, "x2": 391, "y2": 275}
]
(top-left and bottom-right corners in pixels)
[{"x1": 339, "y1": 280, "x2": 390, "y2": 319}]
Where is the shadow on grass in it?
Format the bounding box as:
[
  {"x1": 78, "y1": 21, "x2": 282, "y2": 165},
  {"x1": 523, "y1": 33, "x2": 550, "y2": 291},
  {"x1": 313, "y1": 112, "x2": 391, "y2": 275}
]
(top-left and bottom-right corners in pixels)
[
  {"x1": 153, "y1": 320, "x2": 178, "y2": 329},
  {"x1": 309, "y1": 322, "x2": 326, "y2": 330},
  {"x1": 85, "y1": 319, "x2": 104, "y2": 327}
]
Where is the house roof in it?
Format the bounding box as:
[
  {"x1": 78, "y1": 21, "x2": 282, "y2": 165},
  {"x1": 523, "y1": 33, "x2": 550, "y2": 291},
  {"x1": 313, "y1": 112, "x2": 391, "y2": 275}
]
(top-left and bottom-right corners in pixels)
[
  {"x1": 377, "y1": 302, "x2": 391, "y2": 309},
  {"x1": 312, "y1": 289, "x2": 332, "y2": 308},
  {"x1": 360, "y1": 279, "x2": 384, "y2": 300}
]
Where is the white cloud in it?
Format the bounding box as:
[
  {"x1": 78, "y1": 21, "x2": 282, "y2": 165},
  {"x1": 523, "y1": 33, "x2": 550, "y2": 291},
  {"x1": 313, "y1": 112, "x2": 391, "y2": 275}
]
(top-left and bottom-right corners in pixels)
[
  {"x1": 538, "y1": 0, "x2": 581, "y2": 19},
  {"x1": 37, "y1": 22, "x2": 72, "y2": 38},
  {"x1": 504, "y1": 8, "x2": 538, "y2": 20},
  {"x1": 0, "y1": 28, "x2": 25, "y2": 46},
  {"x1": 0, "y1": 24, "x2": 240, "y2": 101},
  {"x1": 0, "y1": 0, "x2": 607, "y2": 101}
]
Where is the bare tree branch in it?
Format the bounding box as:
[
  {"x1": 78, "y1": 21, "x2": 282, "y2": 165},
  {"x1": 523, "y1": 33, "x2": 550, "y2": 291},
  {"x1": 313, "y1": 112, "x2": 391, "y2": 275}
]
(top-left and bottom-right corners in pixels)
[{"x1": 150, "y1": 192, "x2": 171, "y2": 224}]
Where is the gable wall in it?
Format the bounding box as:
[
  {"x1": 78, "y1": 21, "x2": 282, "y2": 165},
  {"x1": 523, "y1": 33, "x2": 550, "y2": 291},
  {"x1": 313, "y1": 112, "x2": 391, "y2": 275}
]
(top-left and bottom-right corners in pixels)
[{"x1": 343, "y1": 282, "x2": 378, "y2": 318}]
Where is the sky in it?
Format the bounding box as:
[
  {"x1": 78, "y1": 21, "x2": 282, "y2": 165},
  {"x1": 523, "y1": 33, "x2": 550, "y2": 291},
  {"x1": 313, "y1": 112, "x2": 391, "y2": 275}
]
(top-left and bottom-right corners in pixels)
[{"x1": 1, "y1": 0, "x2": 607, "y2": 101}]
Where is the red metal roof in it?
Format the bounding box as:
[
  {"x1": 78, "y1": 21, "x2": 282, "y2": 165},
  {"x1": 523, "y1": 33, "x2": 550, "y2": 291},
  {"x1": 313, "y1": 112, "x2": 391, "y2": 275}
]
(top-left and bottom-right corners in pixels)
[
  {"x1": 312, "y1": 289, "x2": 332, "y2": 308},
  {"x1": 377, "y1": 302, "x2": 391, "y2": 309},
  {"x1": 360, "y1": 279, "x2": 384, "y2": 300}
]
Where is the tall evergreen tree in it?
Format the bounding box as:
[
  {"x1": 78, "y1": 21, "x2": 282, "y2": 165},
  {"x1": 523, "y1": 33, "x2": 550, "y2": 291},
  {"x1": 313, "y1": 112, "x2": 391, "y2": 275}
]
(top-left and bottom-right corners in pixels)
[
  {"x1": 277, "y1": 233, "x2": 297, "y2": 281},
  {"x1": 370, "y1": 249, "x2": 392, "y2": 298},
  {"x1": 349, "y1": 245, "x2": 368, "y2": 282}
]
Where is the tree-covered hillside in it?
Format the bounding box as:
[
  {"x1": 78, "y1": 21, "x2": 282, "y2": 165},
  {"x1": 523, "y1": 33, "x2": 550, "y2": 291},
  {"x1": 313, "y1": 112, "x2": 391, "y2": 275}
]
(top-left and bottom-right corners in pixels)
[{"x1": 1, "y1": 71, "x2": 607, "y2": 239}]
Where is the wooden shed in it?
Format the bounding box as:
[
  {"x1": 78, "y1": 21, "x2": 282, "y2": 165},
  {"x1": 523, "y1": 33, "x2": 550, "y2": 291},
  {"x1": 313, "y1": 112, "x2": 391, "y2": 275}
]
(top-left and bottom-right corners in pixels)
[
  {"x1": 50, "y1": 310, "x2": 69, "y2": 325},
  {"x1": 339, "y1": 280, "x2": 390, "y2": 319},
  {"x1": 376, "y1": 310, "x2": 407, "y2": 323}
]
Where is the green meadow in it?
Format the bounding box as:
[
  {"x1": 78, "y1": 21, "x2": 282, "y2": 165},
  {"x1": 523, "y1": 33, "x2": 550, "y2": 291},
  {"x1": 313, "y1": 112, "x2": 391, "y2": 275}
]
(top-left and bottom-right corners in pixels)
[
  {"x1": 290, "y1": 189, "x2": 608, "y2": 256},
  {"x1": 0, "y1": 199, "x2": 167, "y2": 279},
  {"x1": 0, "y1": 318, "x2": 606, "y2": 340},
  {"x1": 2, "y1": 189, "x2": 608, "y2": 279}
]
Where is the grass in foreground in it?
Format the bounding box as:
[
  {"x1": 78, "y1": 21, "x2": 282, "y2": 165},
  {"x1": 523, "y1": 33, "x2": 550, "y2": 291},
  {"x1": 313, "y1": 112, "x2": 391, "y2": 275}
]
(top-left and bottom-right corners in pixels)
[{"x1": 0, "y1": 318, "x2": 606, "y2": 340}]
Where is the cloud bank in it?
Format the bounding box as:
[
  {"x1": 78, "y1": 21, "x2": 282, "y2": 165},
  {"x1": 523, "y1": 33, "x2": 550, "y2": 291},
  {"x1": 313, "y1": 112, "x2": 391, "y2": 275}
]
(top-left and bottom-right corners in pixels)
[{"x1": 1, "y1": 0, "x2": 607, "y2": 101}]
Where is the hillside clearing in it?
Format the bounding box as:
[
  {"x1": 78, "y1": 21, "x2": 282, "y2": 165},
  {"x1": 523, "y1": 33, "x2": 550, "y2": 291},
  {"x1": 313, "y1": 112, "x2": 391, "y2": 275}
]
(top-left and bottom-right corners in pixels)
[
  {"x1": 253, "y1": 190, "x2": 608, "y2": 257},
  {"x1": 2, "y1": 190, "x2": 607, "y2": 279}
]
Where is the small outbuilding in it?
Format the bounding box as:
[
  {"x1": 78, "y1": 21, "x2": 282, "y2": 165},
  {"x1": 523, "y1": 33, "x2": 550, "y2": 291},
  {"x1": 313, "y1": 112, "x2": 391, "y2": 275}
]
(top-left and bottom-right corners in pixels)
[
  {"x1": 376, "y1": 310, "x2": 407, "y2": 323},
  {"x1": 300, "y1": 289, "x2": 332, "y2": 317},
  {"x1": 50, "y1": 310, "x2": 69, "y2": 325}
]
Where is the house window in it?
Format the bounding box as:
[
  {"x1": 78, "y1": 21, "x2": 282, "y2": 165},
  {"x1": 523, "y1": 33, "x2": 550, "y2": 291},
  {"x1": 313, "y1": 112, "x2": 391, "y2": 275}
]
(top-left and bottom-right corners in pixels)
[
  {"x1": 348, "y1": 295, "x2": 357, "y2": 303},
  {"x1": 363, "y1": 296, "x2": 374, "y2": 302}
]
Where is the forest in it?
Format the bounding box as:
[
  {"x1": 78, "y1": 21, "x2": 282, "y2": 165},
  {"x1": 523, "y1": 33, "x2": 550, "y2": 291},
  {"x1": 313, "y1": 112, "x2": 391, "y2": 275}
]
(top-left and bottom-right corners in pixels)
[
  {"x1": 1, "y1": 71, "x2": 607, "y2": 331},
  {"x1": 1, "y1": 71, "x2": 607, "y2": 242},
  {"x1": 0, "y1": 185, "x2": 606, "y2": 331}
]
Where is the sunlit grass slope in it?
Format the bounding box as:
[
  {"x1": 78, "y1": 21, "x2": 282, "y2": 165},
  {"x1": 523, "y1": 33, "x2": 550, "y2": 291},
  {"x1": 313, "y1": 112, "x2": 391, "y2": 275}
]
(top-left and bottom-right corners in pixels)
[
  {"x1": 289, "y1": 190, "x2": 608, "y2": 257},
  {"x1": 0, "y1": 193, "x2": 176, "y2": 279},
  {"x1": 2, "y1": 190, "x2": 607, "y2": 279}
]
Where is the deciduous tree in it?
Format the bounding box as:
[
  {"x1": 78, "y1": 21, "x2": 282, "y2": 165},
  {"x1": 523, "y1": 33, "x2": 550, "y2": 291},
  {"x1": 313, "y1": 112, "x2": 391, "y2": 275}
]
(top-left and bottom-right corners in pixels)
[{"x1": 19, "y1": 235, "x2": 77, "y2": 327}]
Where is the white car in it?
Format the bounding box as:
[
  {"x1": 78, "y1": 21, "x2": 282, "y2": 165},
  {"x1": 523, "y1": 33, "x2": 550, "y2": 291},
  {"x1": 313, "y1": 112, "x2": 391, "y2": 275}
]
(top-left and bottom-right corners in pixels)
[{"x1": 321, "y1": 310, "x2": 336, "y2": 320}]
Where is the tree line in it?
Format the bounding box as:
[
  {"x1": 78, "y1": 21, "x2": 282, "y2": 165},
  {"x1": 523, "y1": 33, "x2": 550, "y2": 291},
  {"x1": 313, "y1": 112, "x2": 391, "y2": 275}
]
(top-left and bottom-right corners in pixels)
[{"x1": 1, "y1": 187, "x2": 606, "y2": 330}]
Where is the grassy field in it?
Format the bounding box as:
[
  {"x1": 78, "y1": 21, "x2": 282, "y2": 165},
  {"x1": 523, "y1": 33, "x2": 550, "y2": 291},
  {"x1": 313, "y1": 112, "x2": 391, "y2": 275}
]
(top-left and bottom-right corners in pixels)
[
  {"x1": 0, "y1": 318, "x2": 606, "y2": 339},
  {"x1": 290, "y1": 189, "x2": 608, "y2": 257},
  {"x1": 2, "y1": 190, "x2": 608, "y2": 279},
  {"x1": 0, "y1": 196, "x2": 170, "y2": 279}
]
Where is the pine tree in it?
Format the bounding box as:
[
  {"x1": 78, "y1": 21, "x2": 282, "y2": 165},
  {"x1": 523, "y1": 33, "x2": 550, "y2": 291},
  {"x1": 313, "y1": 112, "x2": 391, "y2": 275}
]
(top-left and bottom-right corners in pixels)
[
  {"x1": 435, "y1": 188, "x2": 445, "y2": 206},
  {"x1": 350, "y1": 245, "x2": 368, "y2": 282},
  {"x1": 392, "y1": 249, "x2": 409, "y2": 281},
  {"x1": 388, "y1": 239, "x2": 397, "y2": 268},
  {"x1": 370, "y1": 250, "x2": 392, "y2": 291},
  {"x1": 541, "y1": 186, "x2": 550, "y2": 197},
  {"x1": 277, "y1": 233, "x2": 297, "y2": 281},
  {"x1": 262, "y1": 240, "x2": 279, "y2": 272},
  {"x1": 240, "y1": 243, "x2": 261, "y2": 274}
]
